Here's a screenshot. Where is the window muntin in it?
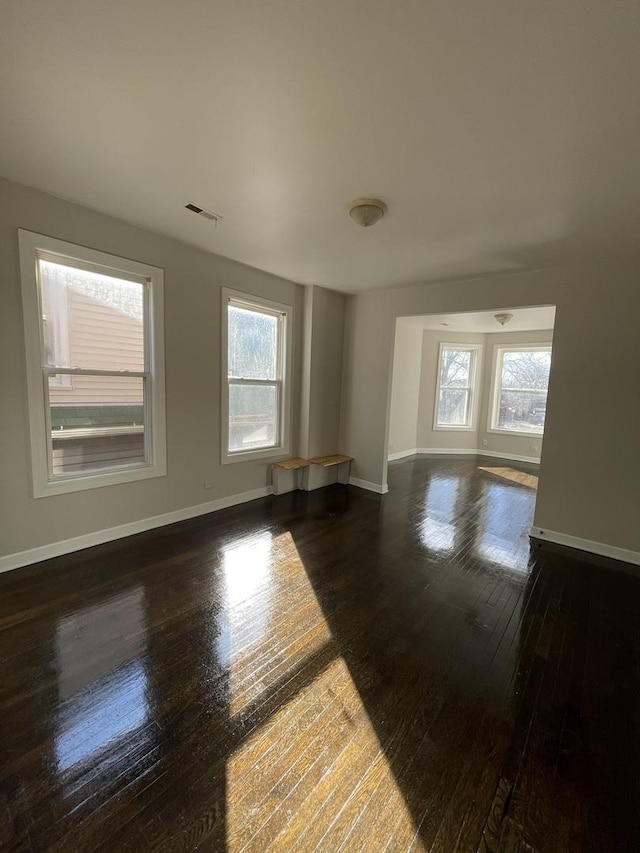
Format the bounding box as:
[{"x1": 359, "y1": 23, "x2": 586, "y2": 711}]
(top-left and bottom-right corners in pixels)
[
  {"x1": 19, "y1": 231, "x2": 166, "y2": 497},
  {"x1": 490, "y1": 346, "x2": 551, "y2": 435},
  {"x1": 434, "y1": 344, "x2": 481, "y2": 429},
  {"x1": 223, "y1": 291, "x2": 291, "y2": 462}
]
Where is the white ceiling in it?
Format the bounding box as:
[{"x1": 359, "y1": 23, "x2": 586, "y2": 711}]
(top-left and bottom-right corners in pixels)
[
  {"x1": 399, "y1": 306, "x2": 556, "y2": 334},
  {"x1": 1, "y1": 2, "x2": 639, "y2": 293}
]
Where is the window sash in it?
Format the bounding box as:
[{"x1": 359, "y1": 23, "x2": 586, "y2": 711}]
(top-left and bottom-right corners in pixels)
[
  {"x1": 226, "y1": 301, "x2": 284, "y2": 454},
  {"x1": 227, "y1": 299, "x2": 284, "y2": 383},
  {"x1": 44, "y1": 369, "x2": 152, "y2": 480},
  {"x1": 228, "y1": 379, "x2": 281, "y2": 450},
  {"x1": 437, "y1": 387, "x2": 471, "y2": 426}
]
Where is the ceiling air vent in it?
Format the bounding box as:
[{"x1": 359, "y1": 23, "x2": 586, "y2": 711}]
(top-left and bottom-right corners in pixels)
[{"x1": 185, "y1": 203, "x2": 223, "y2": 223}]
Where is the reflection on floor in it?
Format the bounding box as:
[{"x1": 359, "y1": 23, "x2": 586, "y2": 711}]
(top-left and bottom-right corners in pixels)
[{"x1": 1, "y1": 455, "x2": 639, "y2": 851}]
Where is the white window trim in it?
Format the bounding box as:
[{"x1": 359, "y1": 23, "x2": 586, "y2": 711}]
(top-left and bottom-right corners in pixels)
[
  {"x1": 221, "y1": 287, "x2": 292, "y2": 465},
  {"x1": 433, "y1": 342, "x2": 483, "y2": 432},
  {"x1": 488, "y1": 343, "x2": 551, "y2": 437},
  {"x1": 19, "y1": 230, "x2": 167, "y2": 498}
]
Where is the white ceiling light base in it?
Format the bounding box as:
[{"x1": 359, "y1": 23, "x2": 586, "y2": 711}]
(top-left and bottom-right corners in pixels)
[
  {"x1": 348, "y1": 198, "x2": 387, "y2": 227},
  {"x1": 494, "y1": 313, "x2": 514, "y2": 326}
]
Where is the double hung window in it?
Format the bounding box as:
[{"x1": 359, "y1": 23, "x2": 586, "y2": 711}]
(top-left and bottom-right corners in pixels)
[
  {"x1": 222, "y1": 290, "x2": 291, "y2": 462},
  {"x1": 19, "y1": 231, "x2": 166, "y2": 496},
  {"x1": 490, "y1": 346, "x2": 551, "y2": 435},
  {"x1": 434, "y1": 344, "x2": 481, "y2": 429}
]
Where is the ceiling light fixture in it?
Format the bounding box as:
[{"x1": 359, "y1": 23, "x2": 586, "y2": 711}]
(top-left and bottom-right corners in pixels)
[
  {"x1": 348, "y1": 198, "x2": 387, "y2": 227},
  {"x1": 494, "y1": 313, "x2": 514, "y2": 326}
]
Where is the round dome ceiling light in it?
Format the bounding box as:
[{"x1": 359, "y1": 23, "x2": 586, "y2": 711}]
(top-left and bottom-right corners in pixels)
[
  {"x1": 348, "y1": 198, "x2": 388, "y2": 227},
  {"x1": 494, "y1": 313, "x2": 514, "y2": 326}
]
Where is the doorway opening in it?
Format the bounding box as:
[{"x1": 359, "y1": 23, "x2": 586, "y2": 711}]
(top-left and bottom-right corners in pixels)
[{"x1": 387, "y1": 305, "x2": 556, "y2": 569}]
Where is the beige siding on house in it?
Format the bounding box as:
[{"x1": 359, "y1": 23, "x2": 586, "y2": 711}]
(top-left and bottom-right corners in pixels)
[{"x1": 50, "y1": 291, "x2": 144, "y2": 405}]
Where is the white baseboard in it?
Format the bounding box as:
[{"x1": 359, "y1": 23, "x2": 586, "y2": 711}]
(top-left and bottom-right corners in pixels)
[
  {"x1": 349, "y1": 477, "x2": 389, "y2": 495},
  {"x1": 476, "y1": 450, "x2": 540, "y2": 464},
  {"x1": 387, "y1": 448, "x2": 418, "y2": 461},
  {"x1": 530, "y1": 526, "x2": 640, "y2": 567},
  {"x1": 387, "y1": 447, "x2": 541, "y2": 464},
  {"x1": 0, "y1": 486, "x2": 273, "y2": 574},
  {"x1": 415, "y1": 447, "x2": 477, "y2": 456}
]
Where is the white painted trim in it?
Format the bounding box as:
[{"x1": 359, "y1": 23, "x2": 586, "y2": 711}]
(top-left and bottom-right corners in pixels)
[
  {"x1": 415, "y1": 447, "x2": 477, "y2": 456},
  {"x1": 220, "y1": 287, "x2": 293, "y2": 465},
  {"x1": 530, "y1": 527, "x2": 640, "y2": 568},
  {"x1": 387, "y1": 448, "x2": 540, "y2": 464},
  {"x1": 18, "y1": 230, "x2": 167, "y2": 497},
  {"x1": 349, "y1": 477, "x2": 389, "y2": 495},
  {"x1": 433, "y1": 341, "x2": 483, "y2": 431},
  {"x1": 488, "y1": 342, "x2": 551, "y2": 436},
  {"x1": 0, "y1": 486, "x2": 272, "y2": 574},
  {"x1": 387, "y1": 448, "x2": 418, "y2": 461},
  {"x1": 476, "y1": 450, "x2": 540, "y2": 464}
]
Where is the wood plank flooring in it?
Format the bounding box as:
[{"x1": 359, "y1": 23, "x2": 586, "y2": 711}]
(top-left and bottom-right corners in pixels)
[{"x1": 1, "y1": 455, "x2": 639, "y2": 851}]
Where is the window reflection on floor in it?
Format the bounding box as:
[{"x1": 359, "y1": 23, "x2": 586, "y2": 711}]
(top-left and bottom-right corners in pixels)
[
  {"x1": 420, "y1": 476, "x2": 458, "y2": 552},
  {"x1": 219, "y1": 530, "x2": 333, "y2": 716},
  {"x1": 225, "y1": 652, "x2": 420, "y2": 851},
  {"x1": 55, "y1": 586, "x2": 148, "y2": 772},
  {"x1": 475, "y1": 480, "x2": 534, "y2": 572},
  {"x1": 217, "y1": 531, "x2": 274, "y2": 674}
]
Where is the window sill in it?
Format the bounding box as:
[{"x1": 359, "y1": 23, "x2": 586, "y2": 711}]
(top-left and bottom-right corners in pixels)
[
  {"x1": 486, "y1": 427, "x2": 544, "y2": 438},
  {"x1": 221, "y1": 445, "x2": 290, "y2": 465},
  {"x1": 432, "y1": 425, "x2": 476, "y2": 432},
  {"x1": 34, "y1": 462, "x2": 167, "y2": 498}
]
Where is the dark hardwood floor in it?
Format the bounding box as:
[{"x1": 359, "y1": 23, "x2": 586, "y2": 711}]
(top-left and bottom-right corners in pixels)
[{"x1": 1, "y1": 455, "x2": 639, "y2": 852}]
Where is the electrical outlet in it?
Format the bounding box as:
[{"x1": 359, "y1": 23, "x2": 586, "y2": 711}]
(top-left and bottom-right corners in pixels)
[
  {"x1": 204, "y1": 480, "x2": 215, "y2": 490},
  {"x1": 482, "y1": 439, "x2": 488, "y2": 446}
]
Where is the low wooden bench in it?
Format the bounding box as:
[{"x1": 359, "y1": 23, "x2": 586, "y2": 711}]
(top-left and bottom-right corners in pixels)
[
  {"x1": 272, "y1": 454, "x2": 353, "y2": 494},
  {"x1": 272, "y1": 457, "x2": 310, "y2": 495},
  {"x1": 303, "y1": 453, "x2": 353, "y2": 491}
]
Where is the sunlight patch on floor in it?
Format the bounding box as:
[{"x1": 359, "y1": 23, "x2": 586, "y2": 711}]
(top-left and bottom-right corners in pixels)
[
  {"x1": 478, "y1": 466, "x2": 538, "y2": 490},
  {"x1": 226, "y1": 654, "x2": 421, "y2": 852}
]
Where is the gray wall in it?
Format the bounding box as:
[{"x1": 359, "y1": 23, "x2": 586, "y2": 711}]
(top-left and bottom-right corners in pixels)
[
  {"x1": 340, "y1": 264, "x2": 640, "y2": 554},
  {"x1": 388, "y1": 321, "x2": 422, "y2": 456},
  {"x1": 0, "y1": 177, "x2": 307, "y2": 558},
  {"x1": 300, "y1": 285, "x2": 346, "y2": 459}
]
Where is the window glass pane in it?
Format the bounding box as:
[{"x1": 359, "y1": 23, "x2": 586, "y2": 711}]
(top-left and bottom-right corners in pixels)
[
  {"x1": 228, "y1": 305, "x2": 278, "y2": 380},
  {"x1": 229, "y1": 384, "x2": 277, "y2": 451},
  {"x1": 497, "y1": 389, "x2": 547, "y2": 433},
  {"x1": 49, "y1": 375, "x2": 146, "y2": 476},
  {"x1": 438, "y1": 388, "x2": 469, "y2": 426},
  {"x1": 39, "y1": 259, "x2": 145, "y2": 372},
  {"x1": 440, "y1": 349, "x2": 471, "y2": 388},
  {"x1": 501, "y1": 350, "x2": 550, "y2": 390}
]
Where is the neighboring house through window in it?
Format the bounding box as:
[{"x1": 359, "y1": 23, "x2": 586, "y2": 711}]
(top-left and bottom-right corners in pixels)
[
  {"x1": 434, "y1": 343, "x2": 482, "y2": 430},
  {"x1": 222, "y1": 289, "x2": 292, "y2": 463},
  {"x1": 489, "y1": 345, "x2": 551, "y2": 435},
  {"x1": 19, "y1": 231, "x2": 166, "y2": 497}
]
